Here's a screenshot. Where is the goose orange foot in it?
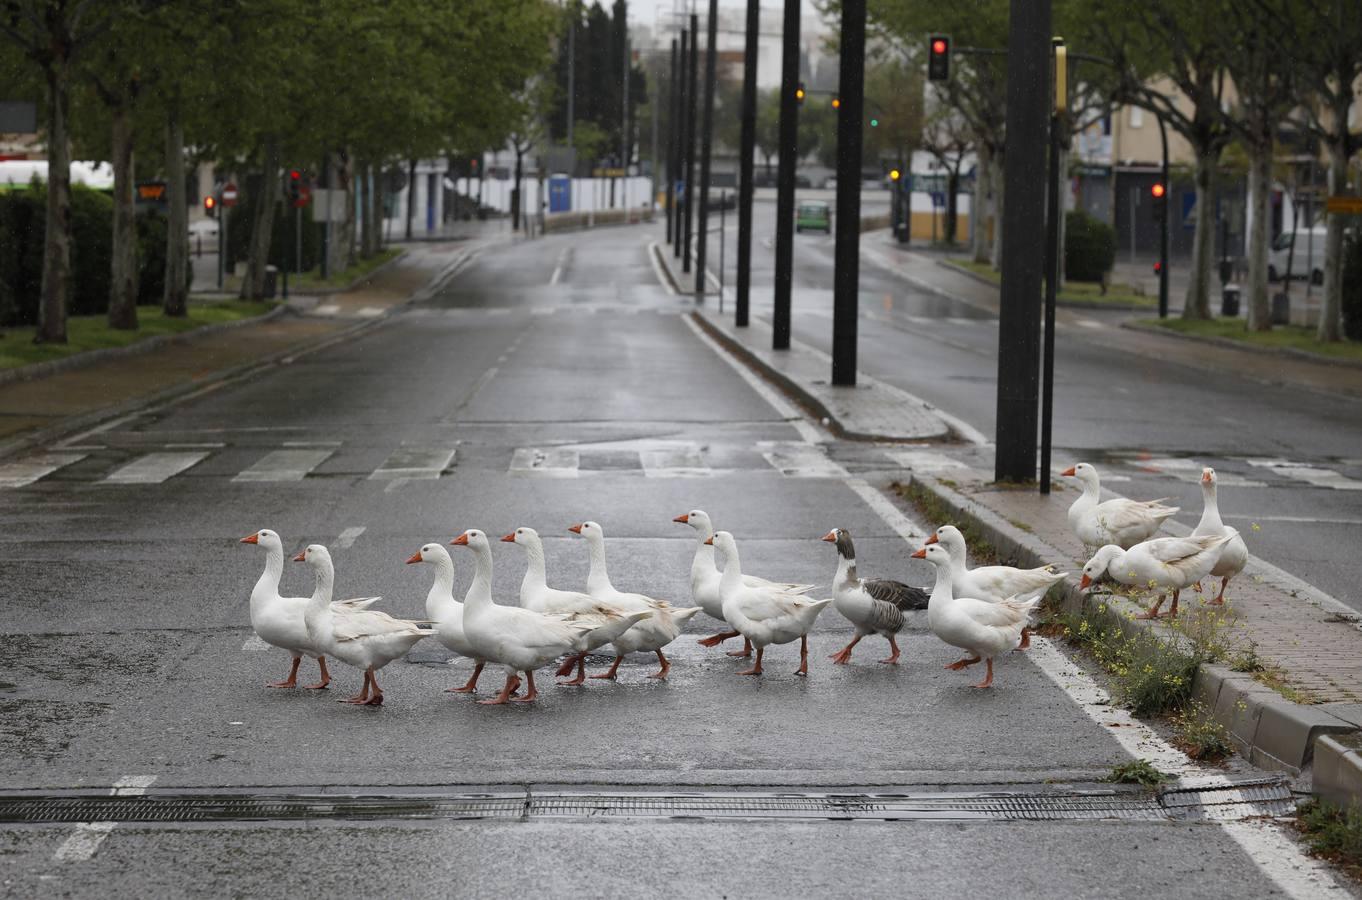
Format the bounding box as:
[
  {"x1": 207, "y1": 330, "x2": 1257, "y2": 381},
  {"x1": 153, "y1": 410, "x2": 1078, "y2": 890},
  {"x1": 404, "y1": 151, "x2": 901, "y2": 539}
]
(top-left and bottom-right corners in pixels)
[{"x1": 945, "y1": 656, "x2": 981, "y2": 671}]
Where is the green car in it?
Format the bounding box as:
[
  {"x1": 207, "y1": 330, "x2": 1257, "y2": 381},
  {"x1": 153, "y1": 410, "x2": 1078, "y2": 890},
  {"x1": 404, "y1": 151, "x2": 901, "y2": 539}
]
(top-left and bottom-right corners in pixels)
[{"x1": 795, "y1": 201, "x2": 831, "y2": 233}]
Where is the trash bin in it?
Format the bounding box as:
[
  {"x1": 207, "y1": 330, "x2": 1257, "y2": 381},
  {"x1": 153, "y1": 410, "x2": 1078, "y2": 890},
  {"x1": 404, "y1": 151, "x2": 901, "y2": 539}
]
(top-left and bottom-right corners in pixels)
[
  {"x1": 263, "y1": 265, "x2": 278, "y2": 299},
  {"x1": 1271, "y1": 292, "x2": 1291, "y2": 325},
  {"x1": 1221, "y1": 283, "x2": 1241, "y2": 317}
]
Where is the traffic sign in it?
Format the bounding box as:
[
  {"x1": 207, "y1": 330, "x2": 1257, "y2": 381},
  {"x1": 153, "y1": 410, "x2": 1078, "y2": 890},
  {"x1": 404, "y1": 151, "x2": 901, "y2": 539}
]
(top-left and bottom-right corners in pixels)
[
  {"x1": 135, "y1": 181, "x2": 167, "y2": 203},
  {"x1": 1326, "y1": 195, "x2": 1362, "y2": 215},
  {"x1": 930, "y1": 191, "x2": 945, "y2": 208},
  {"x1": 221, "y1": 182, "x2": 239, "y2": 207}
]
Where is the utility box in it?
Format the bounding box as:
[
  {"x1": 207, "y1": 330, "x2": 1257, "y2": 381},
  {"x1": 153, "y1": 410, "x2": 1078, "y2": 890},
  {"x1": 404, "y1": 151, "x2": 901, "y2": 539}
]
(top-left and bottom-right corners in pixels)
[
  {"x1": 548, "y1": 175, "x2": 572, "y2": 213},
  {"x1": 1271, "y1": 292, "x2": 1290, "y2": 325}
]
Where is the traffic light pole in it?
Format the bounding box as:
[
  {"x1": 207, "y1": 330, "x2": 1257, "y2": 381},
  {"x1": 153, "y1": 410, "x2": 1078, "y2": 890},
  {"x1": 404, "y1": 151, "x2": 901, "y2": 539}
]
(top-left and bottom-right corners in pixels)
[
  {"x1": 683, "y1": 14, "x2": 699, "y2": 274},
  {"x1": 695, "y1": 0, "x2": 719, "y2": 297},
  {"x1": 831, "y1": 0, "x2": 865, "y2": 385},
  {"x1": 1040, "y1": 43, "x2": 1065, "y2": 496},
  {"x1": 1158, "y1": 114, "x2": 1170, "y2": 319},
  {"x1": 993, "y1": 0, "x2": 1051, "y2": 485},
  {"x1": 735, "y1": 0, "x2": 759, "y2": 328},
  {"x1": 772, "y1": 0, "x2": 800, "y2": 350},
  {"x1": 674, "y1": 28, "x2": 688, "y2": 258},
  {"x1": 665, "y1": 38, "x2": 677, "y2": 246}
]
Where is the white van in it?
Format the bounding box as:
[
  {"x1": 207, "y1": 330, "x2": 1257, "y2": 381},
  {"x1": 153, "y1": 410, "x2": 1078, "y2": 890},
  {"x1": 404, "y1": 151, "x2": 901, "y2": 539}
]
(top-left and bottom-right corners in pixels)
[{"x1": 1268, "y1": 228, "x2": 1328, "y2": 284}]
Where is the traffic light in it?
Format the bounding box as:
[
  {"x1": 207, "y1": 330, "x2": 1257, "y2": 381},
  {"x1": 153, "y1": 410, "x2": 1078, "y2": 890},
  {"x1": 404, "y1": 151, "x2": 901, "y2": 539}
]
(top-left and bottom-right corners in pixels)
[
  {"x1": 831, "y1": 95, "x2": 840, "y2": 110},
  {"x1": 203, "y1": 195, "x2": 216, "y2": 218},
  {"x1": 869, "y1": 116, "x2": 880, "y2": 127},
  {"x1": 1153, "y1": 260, "x2": 1162, "y2": 275},
  {"x1": 928, "y1": 34, "x2": 951, "y2": 82},
  {"x1": 470, "y1": 158, "x2": 479, "y2": 176},
  {"x1": 889, "y1": 169, "x2": 901, "y2": 182},
  {"x1": 286, "y1": 169, "x2": 302, "y2": 204},
  {"x1": 1150, "y1": 182, "x2": 1166, "y2": 200},
  {"x1": 795, "y1": 82, "x2": 805, "y2": 104}
]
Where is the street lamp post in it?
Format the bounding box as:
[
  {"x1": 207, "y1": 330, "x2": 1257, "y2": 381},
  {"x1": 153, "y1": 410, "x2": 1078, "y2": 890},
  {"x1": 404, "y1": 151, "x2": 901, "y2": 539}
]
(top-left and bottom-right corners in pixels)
[
  {"x1": 1040, "y1": 38, "x2": 1065, "y2": 495},
  {"x1": 683, "y1": 13, "x2": 699, "y2": 274},
  {"x1": 735, "y1": 0, "x2": 759, "y2": 328},
  {"x1": 666, "y1": 38, "x2": 678, "y2": 245},
  {"x1": 832, "y1": 0, "x2": 866, "y2": 385},
  {"x1": 772, "y1": 0, "x2": 801, "y2": 350},
  {"x1": 696, "y1": 0, "x2": 719, "y2": 297},
  {"x1": 1158, "y1": 114, "x2": 1170, "y2": 319},
  {"x1": 674, "y1": 28, "x2": 689, "y2": 259}
]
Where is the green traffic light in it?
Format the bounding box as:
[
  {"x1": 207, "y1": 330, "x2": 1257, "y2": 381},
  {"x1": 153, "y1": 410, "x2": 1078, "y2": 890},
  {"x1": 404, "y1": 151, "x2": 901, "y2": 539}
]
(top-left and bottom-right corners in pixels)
[{"x1": 869, "y1": 117, "x2": 879, "y2": 127}]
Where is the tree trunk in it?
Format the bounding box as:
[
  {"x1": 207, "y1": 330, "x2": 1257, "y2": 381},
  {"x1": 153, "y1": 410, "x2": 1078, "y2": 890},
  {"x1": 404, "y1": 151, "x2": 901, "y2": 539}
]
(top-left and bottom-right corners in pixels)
[
  {"x1": 513, "y1": 148, "x2": 524, "y2": 232},
  {"x1": 989, "y1": 154, "x2": 1004, "y2": 271},
  {"x1": 1318, "y1": 138, "x2": 1347, "y2": 342},
  {"x1": 327, "y1": 149, "x2": 355, "y2": 276},
  {"x1": 1245, "y1": 138, "x2": 1272, "y2": 331},
  {"x1": 404, "y1": 158, "x2": 416, "y2": 240},
  {"x1": 972, "y1": 142, "x2": 991, "y2": 264},
  {"x1": 107, "y1": 103, "x2": 138, "y2": 329},
  {"x1": 370, "y1": 164, "x2": 383, "y2": 251},
  {"x1": 241, "y1": 138, "x2": 281, "y2": 300},
  {"x1": 1182, "y1": 148, "x2": 1217, "y2": 320},
  {"x1": 163, "y1": 109, "x2": 189, "y2": 317},
  {"x1": 37, "y1": 57, "x2": 72, "y2": 343},
  {"x1": 944, "y1": 168, "x2": 959, "y2": 245},
  {"x1": 359, "y1": 163, "x2": 376, "y2": 258}
]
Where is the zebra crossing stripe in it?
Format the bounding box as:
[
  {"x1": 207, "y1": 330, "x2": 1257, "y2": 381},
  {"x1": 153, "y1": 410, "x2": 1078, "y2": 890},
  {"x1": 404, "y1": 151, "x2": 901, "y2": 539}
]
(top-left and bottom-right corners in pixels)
[
  {"x1": 232, "y1": 448, "x2": 335, "y2": 482},
  {"x1": 369, "y1": 446, "x2": 457, "y2": 480},
  {"x1": 640, "y1": 443, "x2": 711, "y2": 478},
  {"x1": 102, "y1": 451, "x2": 209, "y2": 484},
  {"x1": 0, "y1": 453, "x2": 86, "y2": 488},
  {"x1": 758, "y1": 441, "x2": 848, "y2": 478},
  {"x1": 509, "y1": 447, "x2": 579, "y2": 477},
  {"x1": 1246, "y1": 458, "x2": 1362, "y2": 491}
]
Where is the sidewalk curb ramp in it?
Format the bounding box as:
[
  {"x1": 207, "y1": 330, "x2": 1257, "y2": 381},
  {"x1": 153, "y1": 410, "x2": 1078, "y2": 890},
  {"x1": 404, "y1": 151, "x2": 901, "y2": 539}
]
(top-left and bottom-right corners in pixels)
[
  {"x1": 0, "y1": 244, "x2": 480, "y2": 465},
  {"x1": 910, "y1": 471, "x2": 1362, "y2": 802}
]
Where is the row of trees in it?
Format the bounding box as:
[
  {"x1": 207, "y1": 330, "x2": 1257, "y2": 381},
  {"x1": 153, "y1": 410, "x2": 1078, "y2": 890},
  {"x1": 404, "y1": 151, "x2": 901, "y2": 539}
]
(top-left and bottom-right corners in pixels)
[
  {"x1": 865, "y1": 0, "x2": 1361, "y2": 341},
  {"x1": 1, "y1": 0, "x2": 557, "y2": 344}
]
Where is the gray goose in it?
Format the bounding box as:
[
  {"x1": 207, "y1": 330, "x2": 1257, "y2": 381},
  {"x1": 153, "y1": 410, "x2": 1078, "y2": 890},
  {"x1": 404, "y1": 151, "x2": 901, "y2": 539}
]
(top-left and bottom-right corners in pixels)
[{"x1": 821, "y1": 528, "x2": 929, "y2": 665}]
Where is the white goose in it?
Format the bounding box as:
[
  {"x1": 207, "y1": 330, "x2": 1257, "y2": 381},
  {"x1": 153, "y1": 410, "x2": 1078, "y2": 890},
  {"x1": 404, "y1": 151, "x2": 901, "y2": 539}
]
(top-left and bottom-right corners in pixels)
[
  {"x1": 675, "y1": 509, "x2": 812, "y2": 658},
  {"x1": 924, "y1": 524, "x2": 1066, "y2": 650},
  {"x1": 406, "y1": 542, "x2": 489, "y2": 694},
  {"x1": 296, "y1": 544, "x2": 429, "y2": 706},
  {"x1": 1191, "y1": 467, "x2": 1248, "y2": 605},
  {"x1": 708, "y1": 531, "x2": 833, "y2": 677},
  {"x1": 911, "y1": 544, "x2": 1037, "y2": 689},
  {"x1": 452, "y1": 529, "x2": 647, "y2": 705},
  {"x1": 502, "y1": 526, "x2": 650, "y2": 685},
  {"x1": 1062, "y1": 463, "x2": 1179, "y2": 549},
  {"x1": 239, "y1": 528, "x2": 381, "y2": 690},
  {"x1": 1080, "y1": 530, "x2": 1240, "y2": 619},
  {"x1": 570, "y1": 521, "x2": 703, "y2": 680},
  {"x1": 821, "y1": 527, "x2": 928, "y2": 665}
]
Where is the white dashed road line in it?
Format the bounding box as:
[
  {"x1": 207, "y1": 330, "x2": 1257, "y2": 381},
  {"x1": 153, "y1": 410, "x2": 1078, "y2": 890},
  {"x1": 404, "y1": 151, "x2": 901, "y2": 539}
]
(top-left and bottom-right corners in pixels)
[
  {"x1": 102, "y1": 451, "x2": 209, "y2": 484},
  {"x1": 53, "y1": 775, "x2": 156, "y2": 862},
  {"x1": 334, "y1": 526, "x2": 366, "y2": 549}
]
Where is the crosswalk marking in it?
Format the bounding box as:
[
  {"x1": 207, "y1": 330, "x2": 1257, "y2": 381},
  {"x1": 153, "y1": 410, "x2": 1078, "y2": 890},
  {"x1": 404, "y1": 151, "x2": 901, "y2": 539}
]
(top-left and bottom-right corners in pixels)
[
  {"x1": 0, "y1": 453, "x2": 86, "y2": 488},
  {"x1": 1245, "y1": 458, "x2": 1362, "y2": 491},
  {"x1": 640, "y1": 443, "x2": 711, "y2": 478},
  {"x1": 758, "y1": 441, "x2": 849, "y2": 478},
  {"x1": 1129, "y1": 456, "x2": 1266, "y2": 487},
  {"x1": 102, "y1": 451, "x2": 209, "y2": 484},
  {"x1": 882, "y1": 449, "x2": 967, "y2": 473},
  {"x1": 509, "y1": 447, "x2": 580, "y2": 477},
  {"x1": 369, "y1": 445, "x2": 457, "y2": 480},
  {"x1": 232, "y1": 448, "x2": 335, "y2": 483}
]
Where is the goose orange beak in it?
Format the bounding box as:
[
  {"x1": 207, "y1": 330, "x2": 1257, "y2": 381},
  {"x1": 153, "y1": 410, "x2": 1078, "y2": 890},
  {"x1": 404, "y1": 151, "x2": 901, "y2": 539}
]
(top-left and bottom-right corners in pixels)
[
  {"x1": 450, "y1": 533, "x2": 469, "y2": 546},
  {"x1": 1201, "y1": 470, "x2": 1213, "y2": 484},
  {"x1": 924, "y1": 534, "x2": 938, "y2": 545},
  {"x1": 292, "y1": 550, "x2": 306, "y2": 562},
  {"x1": 673, "y1": 514, "x2": 689, "y2": 524},
  {"x1": 500, "y1": 533, "x2": 516, "y2": 543},
  {"x1": 1079, "y1": 575, "x2": 1092, "y2": 590},
  {"x1": 704, "y1": 536, "x2": 714, "y2": 545},
  {"x1": 911, "y1": 548, "x2": 926, "y2": 559},
  {"x1": 568, "y1": 524, "x2": 583, "y2": 534},
  {"x1": 405, "y1": 552, "x2": 422, "y2": 565},
  {"x1": 239, "y1": 533, "x2": 259, "y2": 544},
  {"x1": 1060, "y1": 466, "x2": 1076, "y2": 477},
  {"x1": 820, "y1": 531, "x2": 837, "y2": 542}
]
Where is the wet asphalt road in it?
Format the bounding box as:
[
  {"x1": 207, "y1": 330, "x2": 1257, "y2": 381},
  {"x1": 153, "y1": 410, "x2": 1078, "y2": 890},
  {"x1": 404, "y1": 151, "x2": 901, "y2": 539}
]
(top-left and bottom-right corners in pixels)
[
  {"x1": 719, "y1": 201, "x2": 1362, "y2": 609},
  {"x1": 0, "y1": 227, "x2": 1347, "y2": 897}
]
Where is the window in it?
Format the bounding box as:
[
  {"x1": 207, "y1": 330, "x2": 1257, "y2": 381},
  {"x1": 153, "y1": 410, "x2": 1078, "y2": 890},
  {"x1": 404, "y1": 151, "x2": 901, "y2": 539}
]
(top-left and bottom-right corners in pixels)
[{"x1": 1128, "y1": 106, "x2": 1144, "y2": 128}]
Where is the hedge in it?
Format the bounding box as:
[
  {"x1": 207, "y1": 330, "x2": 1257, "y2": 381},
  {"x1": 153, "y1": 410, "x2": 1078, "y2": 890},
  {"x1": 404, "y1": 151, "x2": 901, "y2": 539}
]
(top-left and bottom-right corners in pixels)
[
  {"x1": 0, "y1": 181, "x2": 189, "y2": 327},
  {"x1": 1065, "y1": 210, "x2": 1117, "y2": 283}
]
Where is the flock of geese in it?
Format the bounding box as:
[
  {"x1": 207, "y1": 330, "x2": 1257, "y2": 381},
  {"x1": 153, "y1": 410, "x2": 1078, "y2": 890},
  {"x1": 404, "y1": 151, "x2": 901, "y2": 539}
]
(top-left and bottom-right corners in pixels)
[{"x1": 238, "y1": 465, "x2": 1246, "y2": 706}]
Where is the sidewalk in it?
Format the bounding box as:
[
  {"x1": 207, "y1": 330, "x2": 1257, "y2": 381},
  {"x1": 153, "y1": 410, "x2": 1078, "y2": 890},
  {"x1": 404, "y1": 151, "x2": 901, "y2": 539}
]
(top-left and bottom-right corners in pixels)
[
  {"x1": 865, "y1": 238, "x2": 1362, "y2": 399},
  {"x1": 677, "y1": 239, "x2": 1362, "y2": 805},
  {"x1": 0, "y1": 240, "x2": 483, "y2": 461}
]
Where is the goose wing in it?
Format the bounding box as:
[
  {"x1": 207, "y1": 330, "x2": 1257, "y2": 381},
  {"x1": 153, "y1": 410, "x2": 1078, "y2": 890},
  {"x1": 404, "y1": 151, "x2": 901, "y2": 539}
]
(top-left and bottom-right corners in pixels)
[{"x1": 863, "y1": 579, "x2": 929, "y2": 611}]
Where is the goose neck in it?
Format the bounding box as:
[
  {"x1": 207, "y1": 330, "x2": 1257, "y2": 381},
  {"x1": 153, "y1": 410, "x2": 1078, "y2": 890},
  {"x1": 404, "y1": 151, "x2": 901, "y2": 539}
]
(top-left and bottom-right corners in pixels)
[
  {"x1": 586, "y1": 536, "x2": 614, "y2": 595},
  {"x1": 253, "y1": 545, "x2": 284, "y2": 601},
  {"x1": 464, "y1": 544, "x2": 493, "y2": 609},
  {"x1": 521, "y1": 539, "x2": 550, "y2": 598},
  {"x1": 719, "y1": 544, "x2": 743, "y2": 590},
  {"x1": 928, "y1": 563, "x2": 954, "y2": 608},
  {"x1": 425, "y1": 555, "x2": 458, "y2": 620},
  {"x1": 835, "y1": 554, "x2": 858, "y2": 587},
  {"x1": 306, "y1": 557, "x2": 334, "y2": 613},
  {"x1": 1197, "y1": 482, "x2": 1223, "y2": 530}
]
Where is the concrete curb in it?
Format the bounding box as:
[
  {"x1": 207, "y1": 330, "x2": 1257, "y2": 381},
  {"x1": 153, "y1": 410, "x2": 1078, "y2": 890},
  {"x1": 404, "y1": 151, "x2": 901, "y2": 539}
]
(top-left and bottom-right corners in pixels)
[
  {"x1": 935, "y1": 259, "x2": 1158, "y2": 313},
  {"x1": 0, "y1": 304, "x2": 287, "y2": 388},
  {"x1": 1121, "y1": 319, "x2": 1362, "y2": 371},
  {"x1": 286, "y1": 247, "x2": 410, "y2": 296},
  {"x1": 908, "y1": 471, "x2": 1362, "y2": 791},
  {"x1": 0, "y1": 243, "x2": 481, "y2": 465}
]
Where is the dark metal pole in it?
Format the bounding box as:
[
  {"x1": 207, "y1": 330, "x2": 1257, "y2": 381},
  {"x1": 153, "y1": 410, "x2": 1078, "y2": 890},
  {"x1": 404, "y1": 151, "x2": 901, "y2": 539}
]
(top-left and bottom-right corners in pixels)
[
  {"x1": 1040, "y1": 115, "x2": 1062, "y2": 495},
  {"x1": 666, "y1": 38, "x2": 677, "y2": 245},
  {"x1": 720, "y1": 190, "x2": 727, "y2": 313},
  {"x1": 993, "y1": 0, "x2": 1051, "y2": 484},
  {"x1": 1158, "y1": 114, "x2": 1170, "y2": 319},
  {"x1": 696, "y1": 0, "x2": 719, "y2": 297},
  {"x1": 772, "y1": 0, "x2": 800, "y2": 350},
  {"x1": 736, "y1": 0, "x2": 759, "y2": 327},
  {"x1": 683, "y1": 14, "x2": 699, "y2": 274},
  {"x1": 674, "y1": 28, "x2": 689, "y2": 258},
  {"x1": 832, "y1": 0, "x2": 866, "y2": 385}
]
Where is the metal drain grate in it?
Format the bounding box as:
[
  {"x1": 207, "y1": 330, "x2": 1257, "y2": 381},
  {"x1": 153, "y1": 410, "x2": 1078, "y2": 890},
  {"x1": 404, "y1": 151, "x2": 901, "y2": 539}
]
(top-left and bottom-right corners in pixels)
[{"x1": 0, "y1": 778, "x2": 1294, "y2": 826}]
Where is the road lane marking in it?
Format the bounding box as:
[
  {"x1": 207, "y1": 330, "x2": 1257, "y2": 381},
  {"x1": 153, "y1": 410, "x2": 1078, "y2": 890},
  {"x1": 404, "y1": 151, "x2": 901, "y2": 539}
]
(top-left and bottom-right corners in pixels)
[
  {"x1": 335, "y1": 526, "x2": 366, "y2": 549},
  {"x1": 369, "y1": 446, "x2": 457, "y2": 480},
  {"x1": 509, "y1": 447, "x2": 580, "y2": 477},
  {"x1": 640, "y1": 443, "x2": 712, "y2": 478},
  {"x1": 54, "y1": 776, "x2": 156, "y2": 862},
  {"x1": 102, "y1": 451, "x2": 208, "y2": 484},
  {"x1": 1222, "y1": 514, "x2": 1362, "y2": 525},
  {"x1": 1245, "y1": 458, "x2": 1362, "y2": 491},
  {"x1": 165, "y1": 442, "x2": 226, "y2": 449},
  {"x1": 1124, "y1": 456, "x2": 1265, "y2": 487},
  {"x1": 0, "y1": 453, "x2": 86, "y2": 488},
  {"x1": 646, "y1": 241, "x2": 677, "y2": 295},
  {"x1": 232, "y1": 448, "x2": 335, "y2": 482},
  {"x1": 758, "y1": 441, "x2": 849, "y2": 478},
  {"x1": 844, "y1": 478, "x2": 928, "y2": 543}
]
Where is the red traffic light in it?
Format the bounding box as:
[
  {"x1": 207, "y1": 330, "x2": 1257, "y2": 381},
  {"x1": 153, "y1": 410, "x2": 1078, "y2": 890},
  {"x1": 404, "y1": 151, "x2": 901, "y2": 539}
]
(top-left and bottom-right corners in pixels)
[
  {"x1": 928, "y1": 34, "x2": 951, "y2": 81},
  {"x1": 1153, "y1": 261, "x2": 1162, "y2": 274},
  {"x1": 203, "y1": 196, "x2": 215, "y2": 211},
  {"x1": 932, "y1": 39, "x2": 947, "y2": 55},
  {"x1": 1151, "y1": 182, "x2": 1166, "y2": 199},
  {"x1": 290, "y1": 169, "x2": 301, "y2": 181}
]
